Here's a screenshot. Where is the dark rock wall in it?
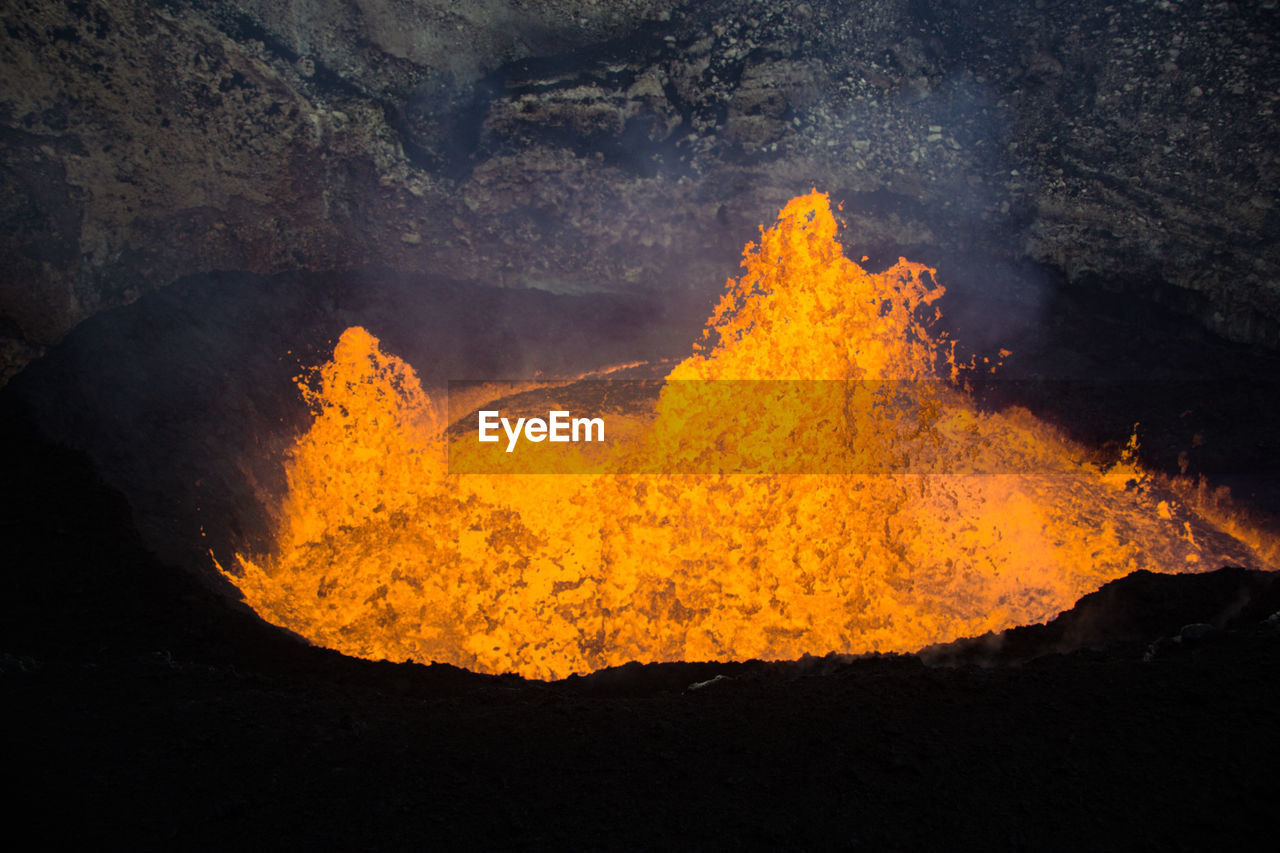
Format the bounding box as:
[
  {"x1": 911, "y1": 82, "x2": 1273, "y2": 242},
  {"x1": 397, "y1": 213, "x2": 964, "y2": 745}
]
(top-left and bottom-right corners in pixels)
[{"x1": 3, "y1": 0, "x2": 1279, "y2": 383}]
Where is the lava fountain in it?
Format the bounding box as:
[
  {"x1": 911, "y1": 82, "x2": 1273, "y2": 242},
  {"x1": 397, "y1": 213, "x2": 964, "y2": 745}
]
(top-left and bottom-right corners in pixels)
[{"x1": 223, "y1": 191, "x2": 1274, "y2": 679}]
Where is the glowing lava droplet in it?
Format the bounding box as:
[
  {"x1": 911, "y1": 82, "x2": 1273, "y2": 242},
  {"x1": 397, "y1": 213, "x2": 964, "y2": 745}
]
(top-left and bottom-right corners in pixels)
[{"x1": 225, "y1": 191, "x2": 1272, "y2": 679}]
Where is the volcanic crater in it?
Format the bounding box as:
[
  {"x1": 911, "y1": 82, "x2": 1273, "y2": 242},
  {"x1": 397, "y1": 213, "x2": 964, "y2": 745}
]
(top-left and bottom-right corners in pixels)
[{"x1": 4, "y1": 0, "x2": 1280, "y2": 848}]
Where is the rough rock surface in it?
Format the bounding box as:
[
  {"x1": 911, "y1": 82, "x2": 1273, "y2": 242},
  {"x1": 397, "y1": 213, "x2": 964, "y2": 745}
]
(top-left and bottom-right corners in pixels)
[
  {"x1": 3, "y1": 0, "x2": 1279, "y2": 382},
  {"x1": 4, "y1": 411, "x2": 1279, "y2": 848}
]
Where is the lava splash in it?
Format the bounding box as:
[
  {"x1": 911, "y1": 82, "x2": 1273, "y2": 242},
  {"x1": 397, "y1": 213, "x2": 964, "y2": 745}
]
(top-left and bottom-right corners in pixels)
[{"x1": 225, "y1": 191, "x2": 1271, "y2": 679}]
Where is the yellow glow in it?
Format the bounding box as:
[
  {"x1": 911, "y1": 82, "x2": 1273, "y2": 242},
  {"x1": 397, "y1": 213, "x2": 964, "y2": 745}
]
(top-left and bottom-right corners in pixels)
[{"x1": 224, "y1": 191, "x2": 1272, "y2": 679}]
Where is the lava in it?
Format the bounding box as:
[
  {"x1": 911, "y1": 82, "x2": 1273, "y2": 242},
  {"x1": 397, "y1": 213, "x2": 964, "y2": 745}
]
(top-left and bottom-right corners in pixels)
[{"x1": 225, "y1": 191, "x2": 1273, "y2": 679}]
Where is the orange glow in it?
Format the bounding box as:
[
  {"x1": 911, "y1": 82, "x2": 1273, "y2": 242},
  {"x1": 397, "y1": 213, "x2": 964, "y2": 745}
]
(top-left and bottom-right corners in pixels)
[{"x1": 224, "y1": 191, "x2": 1274, "y2": 679}]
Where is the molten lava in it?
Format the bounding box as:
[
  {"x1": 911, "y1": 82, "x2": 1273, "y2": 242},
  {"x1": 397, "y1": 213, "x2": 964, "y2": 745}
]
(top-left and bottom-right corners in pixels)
[{"x1": 225, "y1": 191, "x2": 1273, "y2": 679}]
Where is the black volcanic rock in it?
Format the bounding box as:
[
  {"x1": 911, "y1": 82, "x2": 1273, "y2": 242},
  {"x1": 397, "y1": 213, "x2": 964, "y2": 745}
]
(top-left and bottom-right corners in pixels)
[
  {"x1": 5, "y1": 4, "x2": 1280, "y2": 845},
  {"x1": 920, "y1": 566, "x2": 1280, "y2": 666},
  {"x1": 4, "y1": 399, "x2": 1280, "y2": 849},
  {"x1": 4, "y1": 0, "x2": 1280, "y2": 384}
]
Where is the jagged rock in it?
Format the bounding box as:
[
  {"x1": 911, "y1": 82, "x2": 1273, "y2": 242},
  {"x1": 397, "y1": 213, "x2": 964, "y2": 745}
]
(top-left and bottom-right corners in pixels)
[{"x1": 3, "y1": 0, "x2": 1279, "y2": 384}]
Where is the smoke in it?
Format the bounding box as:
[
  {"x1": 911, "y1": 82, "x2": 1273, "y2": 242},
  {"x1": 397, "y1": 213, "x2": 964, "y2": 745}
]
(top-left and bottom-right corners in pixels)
[{"x1": 0, "y1": 266, "x2": 693, "y2": 584}]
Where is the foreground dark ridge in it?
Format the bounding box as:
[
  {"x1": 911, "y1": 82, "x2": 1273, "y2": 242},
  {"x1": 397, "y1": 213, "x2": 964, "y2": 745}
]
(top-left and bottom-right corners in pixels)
[{"x1": 4, "y1": 413, "x2": 1278, "y2": 849}]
